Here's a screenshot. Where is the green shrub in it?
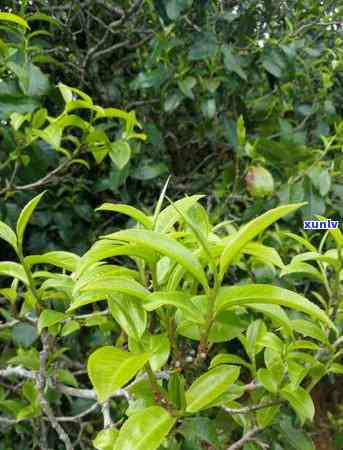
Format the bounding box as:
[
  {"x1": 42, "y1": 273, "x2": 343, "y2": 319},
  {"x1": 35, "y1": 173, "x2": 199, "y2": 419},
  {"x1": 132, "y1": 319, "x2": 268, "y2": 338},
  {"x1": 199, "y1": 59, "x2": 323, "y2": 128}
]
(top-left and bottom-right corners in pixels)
[{"x1": 0, "y1": 190, "x2": 341, "y2": 449}]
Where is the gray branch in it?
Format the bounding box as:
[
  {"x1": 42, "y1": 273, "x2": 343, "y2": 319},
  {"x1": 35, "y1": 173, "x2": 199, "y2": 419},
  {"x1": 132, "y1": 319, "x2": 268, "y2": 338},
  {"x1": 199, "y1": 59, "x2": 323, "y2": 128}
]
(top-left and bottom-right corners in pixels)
[
  {"x1": 102, "y1": 400, "x2": 114, "y2": 428},
  {"x1": 227, "y1": 426, "x2": 262, "y2": 450},
  {"x1": 36, "y1": 332, "x2": 73, "y2": 450},
  {"x1": 223, "y1": 400, "x2": 281, "y2": 415},
  {"x1": 0, "y1": 366, "x2": 35, "y2": 379}
]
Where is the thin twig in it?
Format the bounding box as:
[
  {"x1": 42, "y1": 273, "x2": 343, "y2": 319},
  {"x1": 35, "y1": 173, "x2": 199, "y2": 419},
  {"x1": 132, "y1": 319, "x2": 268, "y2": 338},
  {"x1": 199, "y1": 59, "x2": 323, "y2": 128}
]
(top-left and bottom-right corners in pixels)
[
  {"x1": 0, "y1": 159, "x2": 71, "y2": 195},
  {"x1": 0, "y1": 319, "x2": 19, "y2": 329},
  {"x1": 92, "y1": 40, "x2": 130, "y2": 61},
  {"x1": 102, "y1": 400, "x2": 114, "y2": 428},
  {"x1": 51, "y1": 402, "x2": 99, "y2": 422},
  {"x1": 36, "y1": 332, "x2": 73, "y2": 450},
  {"x1": 292, "y1": 20, "x2": 343, "y2": 37},
  {"x1": 223, "y1": 400, "x2": 281, "y2": 415},
  {"x1": 227, "y1": 426, "x2": 262, "y2": 450},
  {"x1": 0, "y1": 366, "x2": 35, "y2": 379}
]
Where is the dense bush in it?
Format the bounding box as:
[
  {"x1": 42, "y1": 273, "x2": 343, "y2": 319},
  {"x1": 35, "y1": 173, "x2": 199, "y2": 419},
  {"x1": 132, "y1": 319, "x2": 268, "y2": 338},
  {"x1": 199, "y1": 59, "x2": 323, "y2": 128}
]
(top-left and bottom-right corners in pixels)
[{"x1": 1, "y1": 1, "x2": 343, "y2": 239}]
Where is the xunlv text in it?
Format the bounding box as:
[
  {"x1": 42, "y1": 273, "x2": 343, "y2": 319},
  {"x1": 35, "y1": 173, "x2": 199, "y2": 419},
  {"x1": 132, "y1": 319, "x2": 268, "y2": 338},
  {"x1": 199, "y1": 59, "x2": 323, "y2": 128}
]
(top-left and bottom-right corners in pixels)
[{"x1": 303, "y1": 220, "x2": 339, "y2": 230}]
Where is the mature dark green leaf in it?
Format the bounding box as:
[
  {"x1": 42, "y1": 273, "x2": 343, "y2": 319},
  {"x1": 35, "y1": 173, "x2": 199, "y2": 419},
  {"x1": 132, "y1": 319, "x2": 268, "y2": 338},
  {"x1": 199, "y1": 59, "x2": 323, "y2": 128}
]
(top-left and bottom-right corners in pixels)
[
  {"x1": 165, "y1": 0, "x2": 192, "y2": 20},
  {"x1": 188, "y1": 32, "x2": 217, "y2": 61},
  {"x1": 12, "y1": 323, "x2": 37, "y2": 348},
  {"x1": 222, "y1": 46, "x2": 247, "y2": 81}
]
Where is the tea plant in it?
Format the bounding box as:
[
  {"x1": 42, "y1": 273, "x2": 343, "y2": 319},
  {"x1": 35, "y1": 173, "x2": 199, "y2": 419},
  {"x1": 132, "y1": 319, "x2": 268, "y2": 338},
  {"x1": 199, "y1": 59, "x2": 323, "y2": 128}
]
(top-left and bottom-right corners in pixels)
[
  {"x1": 0, "y1": 189, "x2": 341, "y2": 449},
  {"x1": 3, "y1": 81, "x2": 145, "y2": 194}
]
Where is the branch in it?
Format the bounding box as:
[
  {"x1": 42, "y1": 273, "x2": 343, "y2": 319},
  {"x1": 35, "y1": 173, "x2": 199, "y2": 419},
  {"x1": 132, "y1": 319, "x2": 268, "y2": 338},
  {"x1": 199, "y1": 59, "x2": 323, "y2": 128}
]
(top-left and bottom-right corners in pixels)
[
  {"x1": 227, "y1": 426, "x2": 262, "y2": 450},
  {"x1": 0, "y1": 158, "x2": 71, "y2": 195},
  {"x1": 95, "y1": 0, "x2": 124, "y2": 17},
  {"x1": 52, "y1": 402, "x2": 99, "y2": 422},
  {"x1": 0, "y1": 319, "x2": 19, "y2": 329},
  {"x1": 0, "y1": 367, "x2": 35, "y2": 379},
  {"x1": 36, "y1": 333, "x2": 73, "y2": 450},
  {"x1": 92, "y1": 39, "x2": 130, "y2": 61},
  {"x1": 223, "y1": 400, "x2": 281, "y2": 415},
  {"x1": 82, "y1": 0, "x2": 145, "y2": 72},
  {"x1": 73, "y1": 309, "x2": 109, "y2": 321},
  {"x1": 0, "y1": 416, "x2": 29, "y2": 425},
  {"x1": 56, "y1": 383, "x2": 131, "y2": 400},
  {"x1": 108, "y1": 0, "x2": 145, "y2": 29},
  {"x1": 243, "y1": 381, "x2": 261, "y2": 391},
  {"x1": 56, "y1": 383, "x2": 97, "y2": 399},
  {"x1": 292, "y1": 20, "x2": 343, "y2": 37},
  {"x1": 56, "y1": 370, "x2": 168, "y2": 400},
  {"x1": 333, "y1": 336, "x2": 343, "y2": 348},
  {"x1": 102, "y1": 400, "x2": 114, "y2": 428}
]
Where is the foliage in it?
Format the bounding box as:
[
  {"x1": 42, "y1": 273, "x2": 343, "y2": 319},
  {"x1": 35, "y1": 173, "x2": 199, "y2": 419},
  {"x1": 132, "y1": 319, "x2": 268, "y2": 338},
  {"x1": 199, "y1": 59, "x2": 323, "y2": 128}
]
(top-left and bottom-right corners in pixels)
[
  {"x1": 0, "y1": 192, "x2": 342, "y2": 449},
  {"x1": 0, "y1": 1, "x2": 342, "y2": 251},
  {"x1": 26, "y1": 0, "x2": 343, "y2": 216},
  {"x1": 0, "y1": 1, "x2": 342, "y2": 449},
  {"x1": 0, "y1": 10, "x2": 146, "y2": 253}
]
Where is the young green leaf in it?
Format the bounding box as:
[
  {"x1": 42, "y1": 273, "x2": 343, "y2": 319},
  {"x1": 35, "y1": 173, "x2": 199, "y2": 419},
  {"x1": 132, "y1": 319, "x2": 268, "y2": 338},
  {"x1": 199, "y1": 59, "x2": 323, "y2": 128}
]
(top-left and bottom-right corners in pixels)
[
  {"x1": 244, "y1": 319, "x2": 267, "y2": 362},
  {"x1": 166, "y1": 196, "x2": 215, "y2": 268},
  {"x1": 328, "y1": 363, "x2": 343, "y2": 375},
  {"x1": 27, "y1": 12, "x2": 62, "y2": 28},
  {"x1": 37, "y1": 310, "x2": 66, "y2": 334},
  {"x1": 93, "y1": 428, "x2": 119, "y2": 450},
  {"x1": 0, "y1": 262, "x2": 28, "y2": 284},
  {"x1": 108, "y1": 294, "x2": 147, "y2": 339},
  {"x1": 113, "y1": 406, "x2": 176, "y2": 450},
  {"x1": 0, "y1": 220, "x2": 18, "y2": 252},
  {"x1": 168, "y1": 373, "x2": 186, "y2": 411},
  {"x1": 0, "y1": 12, "x2": 29, "y2": 29},
  {"x1": 219, "y1": 203, "x2": 305, "y2": 280},
  {"x1": 143, "y1": 292, "x2": 202, "y2": 323},
  {"x1": 16, "y1": 192, "x2": 46, "y2": 248},
  {"x1": 257, "y1": 368, "x2": 279, "y2": 393},
  {"x1": 129, "y1": 334, "x2": 170, "y2": 371},
  {"x1": 57, "y1": 369, "x2": 78, "y2": 387},
  {"x1": 291, "y1": 320, "x2": 328, "y2": 343},
  {"x1": 186, "y1": 365, "x2": 240, "y2": 412},
  {"x1": 78, "y1": 276, "x2": 149, "y2": 300},
  {"x1": 87, "y1": 347, "x2": 150, "y2": 403},
  {"x1": 215, "y1": 284, "x2": 333, "y2": 328},
  {"x1": 316, "y1": 215, "x2": 343, "y2": 247},
  {"x1": 96, "y1": 204, "x2": 153, "y2": 229},
  {"x1": 247, "y1": 304, "x2": 293, "y2": 336},
  {"x1": 153, "y1": 176, "x2": 171, "y2": 227},
  {"x1": 61, "y1": 320, "x2": 80, "y2": 337},
  {"x1": 25, "y1": 251, "x2": 79, "y2": 272},
  {"x1": 77, "y1": 242, "x2": 157, "y2": 277},
  {"x1": 256, "y1": 398, "x2": 280, "y2": 428},
  {"x1": 259, "y1": 332, "x2": 284, "y2": 353},
  {"x1": 287, "y1": 360, "x2": 309, "y2": 388},
  {"x1": 243, "y1": 242, "x2": 284, "y2": 268},
  {"x1": 210, "y1": 353, "x2": 251, "y2": 370},
  {"x1": 280, "y1": 262, "x2": 324, "y2": 283},
  {"x1": 281, "y1": 232, "x2": 317, "y2": 252},
  {"x1": 103, "y1": 229, "x2": 208, "y2": 289},
  {"x1": 67, "y1": 291, "x2": 112, "y2": 312},
  {"x1": 155, "y1": 195, "x2": 204, "y2": 233},
  {"x1": 109, "y1": 140, "x2": 131, "y2": 169}
]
